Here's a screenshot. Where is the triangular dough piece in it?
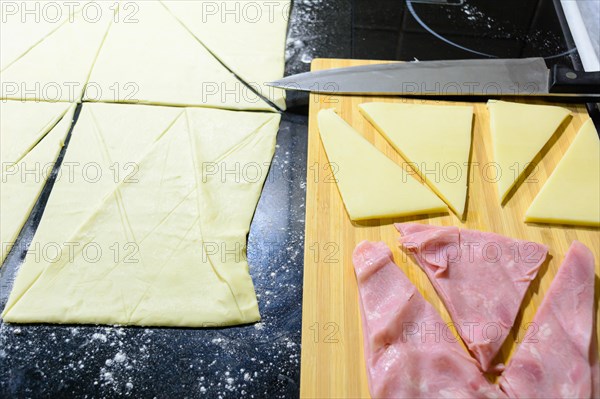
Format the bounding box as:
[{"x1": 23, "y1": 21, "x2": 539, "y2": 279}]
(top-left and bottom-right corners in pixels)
[
  {"x1": 317, "y1": 109, "x2": 447, "y2": 221},
  {"x1": 0, "y1": 3, "x2": 113, "y2": 102},
  {"x1": 525, "y1": 119, "x2": 600, "y2": 227},
  {"x1": 500, "y1": 241, "x2": 599, "y2": 398},
  {"x1": 396, "y1": 223, "x2": 548, "y2": 372},
  {"x1": 163, "y1": 0, "x2": 290, "y2": 110},
  {"x1": 487, "y1": 100, "x2": 571, "y2": 203},
  {"x1": 1, "y1": 104, "x2": 76, "y2": 264},
  {"x1": 3, "y1": 106, "x2": 280, "y2": 327},
  {"x1": 359, "y1": 102, "x2": 473, "y2": 219},
  {"x1": 84, "y1": 1, "x2": 273, "y2": 111},
  {"x1": 353, "y1": 241, "x2": 506, "y2": 398},
  {"x1": 1, "y1": 100, "x2": 71, "y2": 164}
]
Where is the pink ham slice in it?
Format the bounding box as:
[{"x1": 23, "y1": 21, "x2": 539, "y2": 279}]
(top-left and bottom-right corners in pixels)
[
  {"x1": 395, "y1": 223, "x2": 548, "y2": 371},
  {"x1": 499, "y1": 241, "x2": 599, "y2": 398},
  {"x1": 353, "y1": 240, "x2": 506, "y2": 398}
]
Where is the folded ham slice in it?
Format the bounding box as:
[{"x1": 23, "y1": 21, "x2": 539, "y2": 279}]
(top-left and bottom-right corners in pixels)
[
  {"x1": 395, "y1": 223, "x2": 548, "y2": 371},
  {"x1": 499, "y1": 241, "x2": 599, "y2": 398},
  {"x1": 353, "y1": 241, "x2": 506, "y2": 398}
]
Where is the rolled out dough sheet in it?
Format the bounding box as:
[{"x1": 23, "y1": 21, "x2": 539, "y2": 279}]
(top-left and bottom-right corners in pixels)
[
  {"x1": 84, "y1": 1, "x2": 274, "y2": 111},
  {"x1": 359, "y1": 102, "x2": 474, "y2": 219},
  {"x1": 0, "y1": 2, "x2": 114, "y2": 102},
  {"x1": 3, "y1": 104, "x2": 280, "y2": 326},
  {"x1": 1, "y1": 103, "x2": 76, "y2": 264},
  {"x1": 162, "y1": 0, "x2": 290, "y2": 110}
]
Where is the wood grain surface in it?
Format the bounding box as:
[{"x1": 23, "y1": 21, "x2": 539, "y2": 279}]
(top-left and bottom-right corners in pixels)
[{"x1": 300, "y1": 58, "x2": 600, "y2": 398}]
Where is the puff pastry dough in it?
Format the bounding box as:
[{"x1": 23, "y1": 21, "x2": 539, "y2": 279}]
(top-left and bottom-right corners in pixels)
[
  {"x1": 1, "y1": 102, "x2": 75, "y2": 263},
  {"x1": 162, "y1": 0, "x2": 290, "y2": 110},
  {"x1": 0, "y1": 3, "x2": 113, "y2": 102},
  {"x1": 84, "y1": 1, "x2": 274, "y2": 111},
  {"x1": 3, "y1": 103, "x2": 280, "y2": 326}
]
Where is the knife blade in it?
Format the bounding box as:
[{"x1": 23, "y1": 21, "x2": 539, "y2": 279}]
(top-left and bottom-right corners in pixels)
[{"x1": 268, "y1": 58, "x2": 600, "y2": 97}]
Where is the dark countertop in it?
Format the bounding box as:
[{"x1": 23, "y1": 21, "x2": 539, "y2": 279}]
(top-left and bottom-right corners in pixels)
[{"x1": 0, "y1": 1, "x2": 590, "y2": 397}]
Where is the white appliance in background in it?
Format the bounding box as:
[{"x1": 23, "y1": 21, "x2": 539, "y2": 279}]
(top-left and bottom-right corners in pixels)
[{"x1": 561, "y1": 0, "x2": 600, "y2": 71}]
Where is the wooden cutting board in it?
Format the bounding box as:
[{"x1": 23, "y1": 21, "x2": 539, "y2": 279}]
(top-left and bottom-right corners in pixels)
[{"x1": 300, "y1": 58, "x2": 600, "y2": 398}]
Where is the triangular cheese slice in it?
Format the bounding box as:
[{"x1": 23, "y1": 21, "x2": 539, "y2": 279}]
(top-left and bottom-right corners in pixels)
[
  {"x1": 359, "y1": 102, "x2": 473, "y2": 219},
  {"x1": 396, "y1": 223, "x2": 548, "y2": 372},
  {"x1": 500, "y1": 241, "x2": 599, "y2": 398},
  {"x1": 163, "y1": 0, "x2": 290, "y2": 110},
  {"x1": 0, "y1": 3, "x2": 113, "y2": 102},
  {"x1": 84, "y1": 1, "x2": 273, "y2": 111},
  {"x1": 1, "y1": 104, "x2": 76, "y2": 264},
  {"x1": 525, "y1": 119, "x2": 600, "y2": 227},
  {"x1": 353, "y1": 241, "x2": 505, "y2": 398},
  {"x1": 487, "y1": 100, "x2": 571, "y2": 203},
  {"x1": 317, "y1": 109, "x2": 447, "y2": 221},
  {"x1": 3, "y1": 106, "x2": 280, "y2": 326},
  {"x1": 1, "y1": 100, "x2": 71, "y2": 164}
]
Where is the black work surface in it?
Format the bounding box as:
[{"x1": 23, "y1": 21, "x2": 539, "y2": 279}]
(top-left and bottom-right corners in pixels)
[{"x1": 0, "y1": 0, "x2": 592, "y2": 397}]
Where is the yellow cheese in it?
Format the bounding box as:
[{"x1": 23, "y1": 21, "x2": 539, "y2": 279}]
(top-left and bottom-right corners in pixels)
[
  {"x1": 359, "y1": 102, "x2": 473, "y2": 219},
  {"x1": 317, "y1": 109, "x2": 447, "y2": 221},
  {"x1": 525, "y1": 119, "x2": 600, "y2": 227},
  {"x1": 487, "y1": 100, "x2": 571, "y2": 204}
]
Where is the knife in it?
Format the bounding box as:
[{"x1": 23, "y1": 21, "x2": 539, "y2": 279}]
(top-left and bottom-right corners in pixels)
[{"x1": 268, "y1": 58, "x2": 600, "y2": 97}]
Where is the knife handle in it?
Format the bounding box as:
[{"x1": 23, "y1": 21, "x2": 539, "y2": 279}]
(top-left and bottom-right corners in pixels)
[{"x1": 549, "y1": 65, "x2": 600, "y2": 94}]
